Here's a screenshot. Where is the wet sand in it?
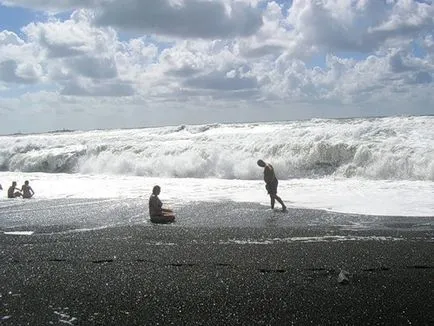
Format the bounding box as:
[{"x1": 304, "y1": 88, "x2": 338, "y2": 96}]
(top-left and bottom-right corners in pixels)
[{"x1": 1, "y1": 202, "x2": 433, "y2": 325}]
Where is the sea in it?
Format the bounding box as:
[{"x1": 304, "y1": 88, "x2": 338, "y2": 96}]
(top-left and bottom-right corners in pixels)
[{"x1": 0, "y1": 115, "x2": 433, "y2": 233}]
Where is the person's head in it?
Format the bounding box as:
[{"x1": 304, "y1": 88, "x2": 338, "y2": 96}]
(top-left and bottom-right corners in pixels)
[
  {"x1": 257, "y1": 159, "x2": 266, "y2": 167},
  {"x1": 152, "y1": 185, "x2": 161, "y2": 195},
  {"x1": 24, "y1": 180, "x2": 29, "y2": 185},
  {"x1": 12, "y1": 181, "x2": 16, "y2": 186}
]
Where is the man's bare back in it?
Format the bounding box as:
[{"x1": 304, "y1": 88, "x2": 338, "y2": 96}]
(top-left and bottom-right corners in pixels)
[{"x1": 263, "y1": 164, "x2": 276, "y2": 184}]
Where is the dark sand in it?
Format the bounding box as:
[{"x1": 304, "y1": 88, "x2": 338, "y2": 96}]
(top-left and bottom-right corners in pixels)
[{"x1": 1, "y1": 201, "x2": 433, "y2": 325}]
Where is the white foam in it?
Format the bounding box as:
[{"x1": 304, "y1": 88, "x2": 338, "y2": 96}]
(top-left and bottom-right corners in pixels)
[
  {"x1": 0, "y1": 116, "x2": 432, "y2": 181},
  {"x1": 0, "y1": 172, "x2": 432, "y2": 216},
  {"x1": 3, "y1": 231, "x2": 34, "y2": 235},
  {"x1": 220, "y1": 235, "x2": 405, "y2": 244}
]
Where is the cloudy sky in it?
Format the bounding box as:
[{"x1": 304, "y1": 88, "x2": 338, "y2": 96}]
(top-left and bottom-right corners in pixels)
[{"x1": 0, "y1": 0, "x2": 433, "y2": 134}]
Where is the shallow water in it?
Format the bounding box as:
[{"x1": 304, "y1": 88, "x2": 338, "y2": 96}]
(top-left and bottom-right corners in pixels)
[
  {"x1": 1, "y1": 172, "x2": 433, "y2": 217},
  {"x1": 1, "y1": 197, "x2": 432, "y2": 235}
]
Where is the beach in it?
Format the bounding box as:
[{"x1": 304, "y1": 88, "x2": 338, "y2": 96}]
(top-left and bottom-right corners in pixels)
[{"x1": 1, "y1": 201, "x2": 433, "y2": 325}]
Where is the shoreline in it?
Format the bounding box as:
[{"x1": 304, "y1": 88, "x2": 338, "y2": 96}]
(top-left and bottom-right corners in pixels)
[{"x1": 1, "y1": 199, "x2": 433, "y2": 234}]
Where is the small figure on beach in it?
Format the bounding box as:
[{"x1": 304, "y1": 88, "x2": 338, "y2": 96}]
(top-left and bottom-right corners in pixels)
[
  {"x1": 257, "y1": 159, "x2": 286, "y2": 212},
  {"x1": 8, "y1": 181, "x2": 22, "y2": 198},
  {"x1": 149, "y1": 185, "x2": 175, "y2": 224},
  {"x1": 0, "y1": 183, "x2": 2, "y2": 190},
  {"x1": 21, "y1": 180, "x2": 35, "y2": 199}
]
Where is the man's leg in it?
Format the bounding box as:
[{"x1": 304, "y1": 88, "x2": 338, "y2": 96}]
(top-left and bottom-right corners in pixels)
[
  {"x1": 270, "y1": 195, "x2": 275, "y2": 209},
  {"x1": 273, "y1": 195, "x2": 286, "y2": 211}
]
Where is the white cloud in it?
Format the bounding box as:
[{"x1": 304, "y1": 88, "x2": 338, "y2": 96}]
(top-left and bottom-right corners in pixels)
[
  {"x1": 95, "y1": 0, "x2": 263, "y2": 39},
  {"x1": 0, "y1": 60, "x2": 41, "y2": 83},
  {"x1": 60, "y1": 79, "x2": 134, "y2": 96},
  {"x1": 1, "y1": 0, "x2": 94, "y2": 12},
  {"x1": 0, "y1": 31, "x2": 43, "y2": 84},
  {"x1": 17, "y1": 11, "x2": 135, "y2": 95},
  {"x1": 2, "y1": 0, "x2": 264, "y2": 38},
  {"x1": 0, "y1": 30, "x2": 25, "y2": 46},
  {"x1": 423, "y1": 35, "x2": 434, "y2": 53},
  {"x1": 287, "y1": 0, "x2": 434, "y2": 53}
]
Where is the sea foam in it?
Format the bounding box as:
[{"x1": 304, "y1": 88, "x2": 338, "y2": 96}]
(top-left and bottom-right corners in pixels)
[{"x1": 0, "y1": 116, "x2": 432, "y2": 181}]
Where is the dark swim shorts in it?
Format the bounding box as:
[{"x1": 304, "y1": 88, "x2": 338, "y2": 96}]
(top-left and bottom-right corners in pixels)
[{"x1": 265, "y1": 179, "x2": 278, "y2": 195}]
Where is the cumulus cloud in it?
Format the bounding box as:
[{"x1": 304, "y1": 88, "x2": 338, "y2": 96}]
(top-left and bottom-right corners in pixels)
[
  {"x1": 0, "y1": 31, "x2": 43, "y2": 84},
  {"x1": 23, "y1": 11, "x2": 118, "y2": 59},
  {"x1": 287, "y1": 0, "x2": 434, "y2": 53},
  {"x1": 0, "y1": 59, "x2": 41, "y2": 83},
  {"x1": 368, "y1": 0, "x2": 434, "y2": 39},
  {"x1": 1, "y1": 0, "x2": 94, "y2": 12},
  {"x1": 60, "y1": 79, "x2": 134, "y2": 96},
  {"x1": 2, "y1": 0, "x2": 264, "y2": 38},
  {"x1": 14, "y1": 11, "x2": 135, "y2": 95},
  {"x1": 66, "y1": 56, "x2": 118, "y2": 79},
  {"x1": 0, "y1": 30, "x2": 25, "y2": 46},
  {"x1": 95, "y1": 0, "x2": 263, "y2": 39},
  {"x1": 36, "y1": 29, "x2": 88, "y2": 58},
  {"x1": 184, "y1": 70, "x2": 258, "y2": 91}
]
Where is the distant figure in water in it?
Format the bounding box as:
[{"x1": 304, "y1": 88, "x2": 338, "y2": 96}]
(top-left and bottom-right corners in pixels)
[
  {"x1": 149, "y1": 185, "x2": 175, "y2": 223},
  {"x1": 21, "y1": 180, "x2": 35, "y2": 199},
  {"x1": 257, "y1": 159, "x2": 286, "y2": 212},
  {"x1": 8, "y1": 181, "x2": 22, "y2": 198}
]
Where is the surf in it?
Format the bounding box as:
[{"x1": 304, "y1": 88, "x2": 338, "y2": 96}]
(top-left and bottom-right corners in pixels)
[{"x1": 0, "y1": 115, "x2": 432, "y2": 181}]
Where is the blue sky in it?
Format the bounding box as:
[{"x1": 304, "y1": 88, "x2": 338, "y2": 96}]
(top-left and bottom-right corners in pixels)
[
  {"x1": 0, "y1": 0, "x2": 433, "y2": 134},
  {"x1": 0, "y1": 5, "x2": 36, "y2": 31}
]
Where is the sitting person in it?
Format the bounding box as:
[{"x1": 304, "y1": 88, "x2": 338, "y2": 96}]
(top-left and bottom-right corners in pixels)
[
  {"x1": 8, "y1": 181, "x2": 22, "y2": 198},
  {"x1": 21, "y1": 180, "x2": 35, "y2": 199},
  {"x1": 148, "y1": 185, "x2": 175, "y2": 223}
]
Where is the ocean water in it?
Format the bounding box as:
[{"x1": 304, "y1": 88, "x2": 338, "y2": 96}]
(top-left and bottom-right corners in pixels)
[{"x1": 0, "y1": 115, "x2": 433, "y2": 231}]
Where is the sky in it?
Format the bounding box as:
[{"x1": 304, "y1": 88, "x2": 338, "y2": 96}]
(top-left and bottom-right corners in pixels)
[{"x1": 0, "y1": 0, "x2": 433, "y2": 134}]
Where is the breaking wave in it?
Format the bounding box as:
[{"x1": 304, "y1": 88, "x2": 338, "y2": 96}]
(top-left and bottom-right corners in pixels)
[{"x1": 0, "y1": 116, "x2": 433, "y2": 181}]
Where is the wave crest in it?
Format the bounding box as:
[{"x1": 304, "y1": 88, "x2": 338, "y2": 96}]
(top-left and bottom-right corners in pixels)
[{"x1": 0, "y1": 117, "x2": 433, "y2": 181}]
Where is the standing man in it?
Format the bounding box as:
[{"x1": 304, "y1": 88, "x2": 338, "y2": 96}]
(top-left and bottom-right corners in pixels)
[{"x1": 257, "y1": 159, "x2": 286, "y2": 211}]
